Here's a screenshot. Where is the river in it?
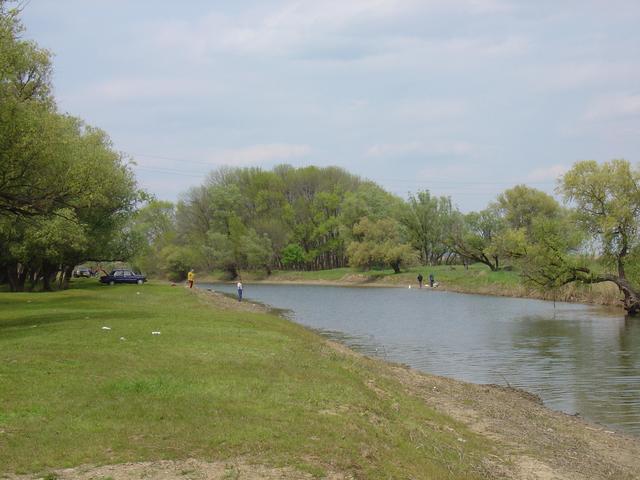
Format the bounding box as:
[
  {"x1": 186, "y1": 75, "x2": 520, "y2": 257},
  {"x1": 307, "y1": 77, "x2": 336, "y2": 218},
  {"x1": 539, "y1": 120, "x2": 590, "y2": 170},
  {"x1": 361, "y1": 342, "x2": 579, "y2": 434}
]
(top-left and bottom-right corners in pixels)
[{"x1": 204, "y1": 283, "x2": 640, "y2": 437}]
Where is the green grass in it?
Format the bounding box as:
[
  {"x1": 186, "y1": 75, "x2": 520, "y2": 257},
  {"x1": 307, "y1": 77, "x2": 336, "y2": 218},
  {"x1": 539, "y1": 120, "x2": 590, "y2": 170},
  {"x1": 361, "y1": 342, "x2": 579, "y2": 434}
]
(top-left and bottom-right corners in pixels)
[
  {"x1": 206, "y1": 263, "x2": 521, "y2": 286},
  {"x1": 0, "y1": 281, "x2": 490, "y2": 478},
  {"x1": 264, "y1": 263, "x2": 522, "y2": 290}
]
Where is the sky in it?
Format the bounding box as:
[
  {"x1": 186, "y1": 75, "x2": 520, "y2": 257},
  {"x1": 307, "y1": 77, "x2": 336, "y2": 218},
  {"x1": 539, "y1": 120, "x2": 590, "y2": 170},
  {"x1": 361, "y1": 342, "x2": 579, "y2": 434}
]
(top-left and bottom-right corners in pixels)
[{"x1": 21, "y1": 0, "x2": 640, "y2": 211}]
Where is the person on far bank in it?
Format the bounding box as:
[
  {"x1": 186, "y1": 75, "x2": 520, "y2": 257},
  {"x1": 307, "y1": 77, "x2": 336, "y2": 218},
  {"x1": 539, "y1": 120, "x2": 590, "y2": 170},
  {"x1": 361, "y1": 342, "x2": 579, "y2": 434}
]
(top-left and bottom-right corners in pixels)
[
  {"x1": 429, "y1": 273, "x2": 434, "y2": 288},
  {"x1": 187, "y1": 269, "x2": 195, "y2": 289},
  {"x1": 417, "y1": 273, "x2": 423, "y2": 288},
  {"x1": 237, "y1": 281, "x2": 243, "y2": 301}
]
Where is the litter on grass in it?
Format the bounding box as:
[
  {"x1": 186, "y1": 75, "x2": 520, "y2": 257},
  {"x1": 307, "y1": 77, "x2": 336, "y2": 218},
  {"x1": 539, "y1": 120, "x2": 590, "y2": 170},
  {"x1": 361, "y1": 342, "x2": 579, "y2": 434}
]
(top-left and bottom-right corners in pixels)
[
  {"x1": 152, "y1": 331, "x2": 161, "y2": 335},
  {"x1": 101, "y1": 326, "x2": 111, "y2": 331}
]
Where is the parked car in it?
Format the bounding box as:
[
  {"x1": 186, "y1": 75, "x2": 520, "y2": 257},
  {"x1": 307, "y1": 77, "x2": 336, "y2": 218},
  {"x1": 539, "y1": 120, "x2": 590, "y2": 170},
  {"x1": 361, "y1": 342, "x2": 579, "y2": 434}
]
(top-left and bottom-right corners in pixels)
[
  {"x1": 73, "y1": 266, "x2": 92, "y2": 278},
  {"x1": 99, "y1": 269, "x2": 146, "y2": 285}
]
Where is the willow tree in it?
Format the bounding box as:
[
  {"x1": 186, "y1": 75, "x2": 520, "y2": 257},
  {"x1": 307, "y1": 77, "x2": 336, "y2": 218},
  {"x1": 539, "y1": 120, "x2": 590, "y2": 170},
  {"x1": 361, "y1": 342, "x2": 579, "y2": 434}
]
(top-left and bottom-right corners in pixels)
[
  {"x1": 449, "y1": 208, "x2": 504, "y2": 271},
  {"x1": 522, "y1": 160, "x2": 640, "y2": 315},
  {"x1": 347, "y1": 217, "x2": 417, "y2": 273},
  {"x1": 401, "y1": 191, "x2": 455, "y2": 266},
  {"x1": 0, "y1": 2, "x2": 61, "y2": 217}
]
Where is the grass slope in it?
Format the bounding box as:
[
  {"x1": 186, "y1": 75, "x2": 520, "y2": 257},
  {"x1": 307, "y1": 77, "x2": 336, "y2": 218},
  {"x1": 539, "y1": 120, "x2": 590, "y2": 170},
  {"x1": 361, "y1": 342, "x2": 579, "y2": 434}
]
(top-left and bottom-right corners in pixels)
[{"x1": 0, "y1": 281, "x2": 490, "y2": 479}]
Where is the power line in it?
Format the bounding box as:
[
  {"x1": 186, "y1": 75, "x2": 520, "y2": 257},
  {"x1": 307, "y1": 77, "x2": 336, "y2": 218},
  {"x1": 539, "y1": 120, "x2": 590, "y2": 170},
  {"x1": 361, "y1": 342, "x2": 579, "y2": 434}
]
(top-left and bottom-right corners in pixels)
[{"x1": 129, "y1": 152, "x2": 558, "y2": 187}]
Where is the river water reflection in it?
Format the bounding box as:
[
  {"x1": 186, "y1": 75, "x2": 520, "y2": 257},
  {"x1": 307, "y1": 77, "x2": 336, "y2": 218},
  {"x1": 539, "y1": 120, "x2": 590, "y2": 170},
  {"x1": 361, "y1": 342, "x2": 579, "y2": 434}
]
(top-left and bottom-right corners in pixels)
[{"x1": 205, "y1": 283, "x2": 640, "y2": 436}]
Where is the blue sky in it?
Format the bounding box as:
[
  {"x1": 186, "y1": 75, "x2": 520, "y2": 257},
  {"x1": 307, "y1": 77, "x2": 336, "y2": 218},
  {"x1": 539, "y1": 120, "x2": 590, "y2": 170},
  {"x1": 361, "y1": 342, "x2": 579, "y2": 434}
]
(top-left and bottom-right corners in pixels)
[{"x1": 22, "y1": 0, "x2": 640, "y2": 211}]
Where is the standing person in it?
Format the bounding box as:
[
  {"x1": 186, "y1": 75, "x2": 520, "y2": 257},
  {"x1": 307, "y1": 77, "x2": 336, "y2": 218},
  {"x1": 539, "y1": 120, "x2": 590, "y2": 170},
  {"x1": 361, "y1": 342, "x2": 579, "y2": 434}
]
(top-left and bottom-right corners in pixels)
[
  {"x1": 237, "y1": 281, "x2": 243, "y2": 301},
  {"x1": 417, "y1": 273, "x2": 424, "y2": 288},
  {"x1": 429, "y1": 273, "x2": 434, "y2": 288},
  {"x1": 187, "y1": 269, "x2": 195, "y2": 289}
]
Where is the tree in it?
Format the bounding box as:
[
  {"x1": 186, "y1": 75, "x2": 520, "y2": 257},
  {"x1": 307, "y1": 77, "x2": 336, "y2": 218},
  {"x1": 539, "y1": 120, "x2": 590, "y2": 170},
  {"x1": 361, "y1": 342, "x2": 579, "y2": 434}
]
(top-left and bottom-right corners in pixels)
[
  {"x1": 207, "y1": 219, "x2": 273, "y2": 278},
  {"x1": 347, "y1": 217, "x2": 417, "y2": 273},
  {"x1": 281, "y1": 243, "x2": 305, "y2": 270},
  {"x1": 0, "y1": 4, "x2": 142, "y2": 291},
  {"x1": 494, "y1": 184, "x2": 561, "y2": 231},
  {"x1": 521, "y1": 160, "x2": 640, "y2": 315},
  {"x1": 130, "y1": 200, "x2": 176, "y2": 276},
  {"x1": 12, "y1": 209, "x2": 88, "y2": 290},
  {"x1": 449, "y1": 208, "x2": 504, "y2": 271},
  {"x1": 401, "y1": 191, "x2": 455, "y2": 265},
  {"x1": 0, "y1": 2, "x2": 61, "y2": 217}
]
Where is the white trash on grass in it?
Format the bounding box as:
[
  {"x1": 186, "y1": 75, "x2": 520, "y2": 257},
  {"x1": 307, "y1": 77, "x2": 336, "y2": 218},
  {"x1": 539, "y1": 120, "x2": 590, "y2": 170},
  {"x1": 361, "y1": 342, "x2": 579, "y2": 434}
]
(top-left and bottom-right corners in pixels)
[
  {"x1": 152, "y1": 331, "x2": 161, "y2": 335},
  {"x1": 101, "y1": 326, "x2": 111, "y2": 331}
]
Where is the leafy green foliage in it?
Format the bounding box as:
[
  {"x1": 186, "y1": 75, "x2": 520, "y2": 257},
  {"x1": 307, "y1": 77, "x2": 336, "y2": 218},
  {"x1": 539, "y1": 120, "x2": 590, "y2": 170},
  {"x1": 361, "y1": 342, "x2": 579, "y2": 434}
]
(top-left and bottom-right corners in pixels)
[
  {"x1": 281, "y1": 244, "x2": 305, "y2": 269},
  {"x1": 518, "y1": 160, "x2": 640, "y2": 314},
  {"x1": 401, "y1": 191, "x2": 455, "y2": 265},
  {"x1": 170, "y1": 165, "x2": 404, "y2": 277},
  {"x1": 494, "y1": 184, "x2": 562, "y2": 231},
  {"x1": 347, "y1": 217, "x2": 417, "y2": 273},
  {"x1": 0, "y1": 5, "x2": 142, "y2": 291},
  {"x1": 450, "y1": 208, "x2": 504, "y2": 271}
]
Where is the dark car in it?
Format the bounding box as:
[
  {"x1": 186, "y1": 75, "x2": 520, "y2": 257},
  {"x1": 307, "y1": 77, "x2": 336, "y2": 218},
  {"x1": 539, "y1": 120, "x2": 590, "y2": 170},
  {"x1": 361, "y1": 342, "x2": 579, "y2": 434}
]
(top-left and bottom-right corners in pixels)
[{"x1": 100, "y1": 269, "x2": 146, "y2": 285}]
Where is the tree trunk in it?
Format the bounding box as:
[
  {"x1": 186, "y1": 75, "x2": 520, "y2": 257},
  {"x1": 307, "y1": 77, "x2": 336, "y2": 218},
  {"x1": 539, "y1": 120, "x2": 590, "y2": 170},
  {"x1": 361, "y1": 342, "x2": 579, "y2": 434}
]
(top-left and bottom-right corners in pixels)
[
  {"x1": 42, "y1": 263, "x2": 56, "y2": 291},
  {"x1": 43, "y1": 271, "x2": 54, "y2": 291},
  {"x1": 6, "y1": 264, "x2": 19, "y2": 292},
  {"x1": 28, "y1": 268, "x2": 40, "y2": 291},
  {"x1": 607, "y1": 276, "x2": 640, "y2": 316},
  {"x1": 7, "y1": 263, "x2": 28, "y2": 292},
  {"x1": 61, "y1": 265, "x2": 74, "y2": 289},
  {"x1": 575, "y1": 269, "x2": 640, "y2": 316}
]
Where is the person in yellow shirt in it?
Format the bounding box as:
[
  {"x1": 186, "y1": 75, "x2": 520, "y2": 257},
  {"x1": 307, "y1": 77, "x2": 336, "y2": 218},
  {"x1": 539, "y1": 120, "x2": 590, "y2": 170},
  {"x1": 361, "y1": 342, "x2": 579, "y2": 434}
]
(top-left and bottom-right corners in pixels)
[{"x1": 187, "y1": 269, "x2": 195, "y2": 289}]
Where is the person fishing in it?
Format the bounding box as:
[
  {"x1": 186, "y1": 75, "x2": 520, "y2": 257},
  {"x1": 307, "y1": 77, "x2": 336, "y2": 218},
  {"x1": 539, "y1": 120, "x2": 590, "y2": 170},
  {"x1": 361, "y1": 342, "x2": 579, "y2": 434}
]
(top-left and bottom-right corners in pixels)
[
  {"x1": 429, "y1": 273, "x2": 434, "y2": 288},
  {"x1": 417, "y1": 273, "x2": 424, "y2": 288},
  {"x1": 237, "y1": 281, "x2": 243, "y2": 301}
]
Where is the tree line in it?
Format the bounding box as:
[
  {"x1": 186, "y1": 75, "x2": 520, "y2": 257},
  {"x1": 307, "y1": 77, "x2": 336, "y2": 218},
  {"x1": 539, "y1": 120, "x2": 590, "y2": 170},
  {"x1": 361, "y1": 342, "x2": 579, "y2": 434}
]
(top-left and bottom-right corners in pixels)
[
  {"x1": 129, "y1": 160, "x2": 640, "y2": 315},
  {"x1": 0, "y1": 2, "x2": 142, "y2": 291}
]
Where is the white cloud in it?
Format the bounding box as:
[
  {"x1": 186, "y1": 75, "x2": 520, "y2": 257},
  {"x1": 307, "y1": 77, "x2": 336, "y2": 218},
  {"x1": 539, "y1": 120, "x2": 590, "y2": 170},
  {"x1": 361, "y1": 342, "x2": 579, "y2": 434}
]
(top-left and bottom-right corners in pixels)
[
  {"x1": 584, "y1": 94, "x2": 640, "y2": 121},
  {"x1": 147, "y1": 1, "x2": 415, "y2": 59},
  {"x1": 205, "y1": 144, "x2": 312, "y2": 166},
  {"x1": 144, "y1": 1, "x2": 525, "y2": 62},
  {"x1": 526, "y1": 164, "x2": 568, "y2": 182}
]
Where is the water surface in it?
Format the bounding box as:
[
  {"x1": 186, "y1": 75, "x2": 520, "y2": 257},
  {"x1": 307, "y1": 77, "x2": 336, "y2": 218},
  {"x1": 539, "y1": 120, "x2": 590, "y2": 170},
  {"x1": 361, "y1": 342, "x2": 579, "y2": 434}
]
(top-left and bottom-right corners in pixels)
[{"x1": 205, "y1": 283, "x2": 640, "y2": 436}]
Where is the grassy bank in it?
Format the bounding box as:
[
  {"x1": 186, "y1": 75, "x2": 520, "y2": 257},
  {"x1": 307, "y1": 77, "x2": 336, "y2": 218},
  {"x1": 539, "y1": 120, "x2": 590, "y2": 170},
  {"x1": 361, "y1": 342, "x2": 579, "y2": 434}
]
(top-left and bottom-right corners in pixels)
[
  {"x1": 0, "y1": 281, "x2": 490, "y2": 479},
  {"x1": 202, "y1": 264, "x2": 623, "y2": 309},
  {"x1": 2, "y1": 281, "x2": 640, "y2": 479}
]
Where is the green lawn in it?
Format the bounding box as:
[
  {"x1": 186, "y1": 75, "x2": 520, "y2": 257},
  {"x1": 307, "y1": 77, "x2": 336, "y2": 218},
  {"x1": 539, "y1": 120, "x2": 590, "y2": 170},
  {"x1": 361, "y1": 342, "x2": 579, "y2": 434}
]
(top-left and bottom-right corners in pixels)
[{"x1": 0, "y1": 281, "x2": 490, "y2": 478}]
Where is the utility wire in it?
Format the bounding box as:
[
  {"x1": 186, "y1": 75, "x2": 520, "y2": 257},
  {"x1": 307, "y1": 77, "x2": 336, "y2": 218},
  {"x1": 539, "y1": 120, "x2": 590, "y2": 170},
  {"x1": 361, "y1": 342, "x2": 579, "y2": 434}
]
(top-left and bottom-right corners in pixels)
[{"x1": 129, "y1": 151, "x2": 557, "y2": 185}]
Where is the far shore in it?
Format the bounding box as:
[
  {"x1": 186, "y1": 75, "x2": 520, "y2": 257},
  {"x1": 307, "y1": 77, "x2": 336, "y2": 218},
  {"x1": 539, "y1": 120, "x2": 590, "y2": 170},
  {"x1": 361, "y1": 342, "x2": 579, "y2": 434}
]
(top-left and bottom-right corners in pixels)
[{"x1": 190, "y1": 265, "x2": 626, "y2": 312}]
